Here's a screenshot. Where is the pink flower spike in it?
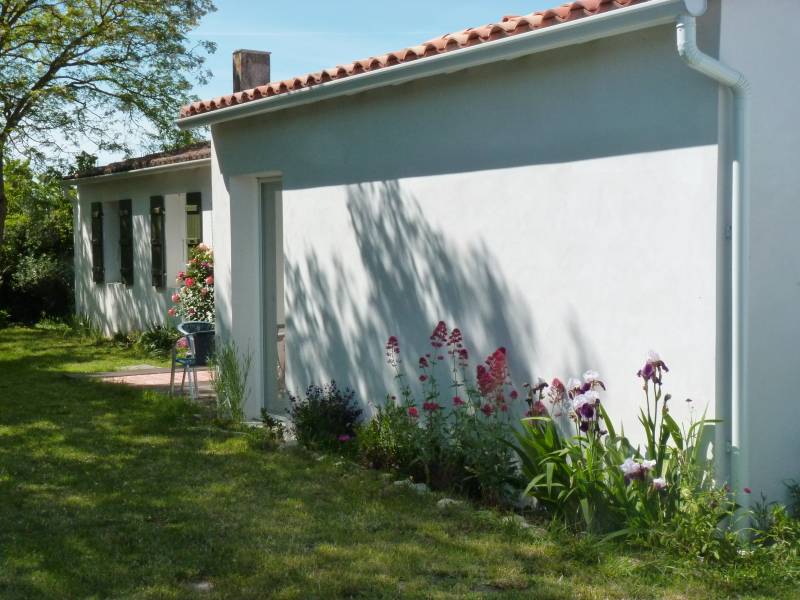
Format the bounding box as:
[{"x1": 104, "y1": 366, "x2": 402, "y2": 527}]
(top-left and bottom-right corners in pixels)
[
  {"x1": 452, "y1": 396, "x2": 465, "y2": 407},
  {"x1": 419, "y1": 375, "x2": 428, "y2": 382},
  {"x1": 338, "y1": 434, "x2": 351, "y2": 442},
  {"x1": 744, "y1": 487, "x2": 752, "y2": 494}
]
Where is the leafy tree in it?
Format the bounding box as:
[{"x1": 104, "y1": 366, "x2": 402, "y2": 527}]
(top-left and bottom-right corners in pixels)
[
  {"x1": 0, "y1": 0, "x2": 216, "y2": 246},
  {"x1": 0, "y1": 158, "x2": 74, "y2": 321}
]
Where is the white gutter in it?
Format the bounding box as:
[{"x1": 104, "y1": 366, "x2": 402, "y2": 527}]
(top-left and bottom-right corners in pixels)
[
  {"x1": 676, "y1": 6, "x2": 750, "y2": 512},
  {"x1": 62, "y1": 157, "x2": 211, "y2": 186},
  {"x1": 178, "y1": 0, "x2": 686, "y2": 129}
]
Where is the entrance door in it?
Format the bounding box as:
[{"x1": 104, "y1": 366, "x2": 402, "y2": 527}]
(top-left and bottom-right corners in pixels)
[{"x1": 260, "y1": 179, "x2": 285, "y2": 413}]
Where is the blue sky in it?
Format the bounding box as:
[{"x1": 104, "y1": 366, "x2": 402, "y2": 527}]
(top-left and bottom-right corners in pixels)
[{"x1": 189, "y1": 1, "x2": 556, "y2": 101}]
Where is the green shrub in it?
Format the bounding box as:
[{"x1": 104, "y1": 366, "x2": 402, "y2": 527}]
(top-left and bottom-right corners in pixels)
[
  {"x1": 289, "y1": 381, "x2": 362, "y2": 453},
  {"x1": 211, "y1": 341, "x2": 251, "y2": 424},
  {"x1": 0, "y1": 309, "x2": 9, "y2": 329},
  {"x1": 358, "y1": 401, "x2": 421, "y2": 472},
  {"x1": 135, "y1": 325, "x2": 180, "y2": 359}
]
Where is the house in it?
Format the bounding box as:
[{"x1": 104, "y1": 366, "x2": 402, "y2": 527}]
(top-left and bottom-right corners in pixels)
[
  {"x1": 67, "y1": 0, "x2": 800, "y2": 505},
  {"x1": 67, "y1": 143, "x2": 212, "y2": 334}
]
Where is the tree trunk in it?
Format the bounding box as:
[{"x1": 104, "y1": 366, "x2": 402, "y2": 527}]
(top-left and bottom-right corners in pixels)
[{"x1": 0, "y1": 143, "x2": 6, "y2": 248}]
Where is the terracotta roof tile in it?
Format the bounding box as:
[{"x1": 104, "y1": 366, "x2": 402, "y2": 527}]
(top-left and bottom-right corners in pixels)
[
  {"x1": 180, "y1": 0, "x2": 650, "y2": 119},
  {"x1": 66, "y1": 141, "x2": 211, "y2": 180}
]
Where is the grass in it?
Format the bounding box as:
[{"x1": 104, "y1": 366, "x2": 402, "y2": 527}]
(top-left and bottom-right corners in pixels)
[{"x1": 0, "y1": 325, "x2": 796, "y2": 599}]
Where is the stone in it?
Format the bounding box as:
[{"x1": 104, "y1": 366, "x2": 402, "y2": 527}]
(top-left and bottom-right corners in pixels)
[
  {"x1": 502, "y1": 514, "x2": 532, "y2": 529},
  {"x1": 188, "y1": 581, "x2": 213, "y2": 593},
  {"x1": 436, "y1": 498, "x2": 464, "y2": 510}
]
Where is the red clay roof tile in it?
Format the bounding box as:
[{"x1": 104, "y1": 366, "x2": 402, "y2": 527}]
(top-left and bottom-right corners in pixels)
[
  {"x1": 179, "y1": 0, "x2": 650, "y2": 119},
  {"x1": 65, "y1": 141, "x2": 211, "y2": 180}
]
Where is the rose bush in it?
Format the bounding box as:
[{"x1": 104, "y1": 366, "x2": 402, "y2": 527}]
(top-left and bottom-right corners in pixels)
[{"x1": 169, "y1": 244, "x2": 214, "y2": 323}]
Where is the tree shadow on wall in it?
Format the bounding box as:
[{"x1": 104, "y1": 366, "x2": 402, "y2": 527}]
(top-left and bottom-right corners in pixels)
[{"x1": 284, "y1": 180, "x2": 543, "y2": 412}]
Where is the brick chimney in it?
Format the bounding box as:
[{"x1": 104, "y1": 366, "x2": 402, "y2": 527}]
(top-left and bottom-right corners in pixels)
[{"x1": 232, "y1": 50, "x2": 271, "y2": 92}]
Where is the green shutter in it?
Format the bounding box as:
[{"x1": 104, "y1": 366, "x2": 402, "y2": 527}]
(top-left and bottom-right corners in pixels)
[
  {"x1": 119, "y1": 199, "x2": 134, "y2": 286},
  {"x1": 150, "y1": 196, "x2": 166, "y2": 288},
  {"x1": 90, "y1": 202, "x2": 104, "y2": 283},
  {"x1": 186, "y1": 192, "x2": 202, "y2": 256}
]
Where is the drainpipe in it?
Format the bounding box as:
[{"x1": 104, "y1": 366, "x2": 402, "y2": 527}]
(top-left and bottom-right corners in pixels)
[{"x1": 676, "y1": 6, "x2": 750, "y2": 513}]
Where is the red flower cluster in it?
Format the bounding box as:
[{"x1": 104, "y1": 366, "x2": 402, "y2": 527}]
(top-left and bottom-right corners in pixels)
[
  {"x1": 407, "y1": 406, "x2": 419, "y2": 418},
  {"x1": 476, "y1": 347, "x2": 508, "y2": 397},
  {"x1": 422, "y1": 401, "x2": 442, "y2": 412},
  {"x1": 430, "y1": 321, "x2": 448, "y2": 348}
]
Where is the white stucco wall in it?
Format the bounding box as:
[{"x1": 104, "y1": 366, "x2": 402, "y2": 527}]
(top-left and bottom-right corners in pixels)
[
  {"x1": 719, "y1": 0, "x2": 800, "y2": 503},
  {"x1": 73, "y1": 165, "x2": 212, "y2": 335},
  {"x1": 211, "y1": 19, "x2": 724, "y2": 445}
]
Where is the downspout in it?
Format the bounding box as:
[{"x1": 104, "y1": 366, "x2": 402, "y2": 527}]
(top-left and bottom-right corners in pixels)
[{"x1": 675, "y1": 5, "x2": 751, "y2": 513}]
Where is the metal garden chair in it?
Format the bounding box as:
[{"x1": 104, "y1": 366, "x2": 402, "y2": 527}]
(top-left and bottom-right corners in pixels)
[{"x1": 169, "y1": 321, "x2": 215, "y2": 400}]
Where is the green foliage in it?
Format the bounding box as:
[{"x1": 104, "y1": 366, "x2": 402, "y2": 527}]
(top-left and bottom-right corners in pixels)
[
  {"x1": 289, "y1": 381, "x2": 362, "y2": 453},
  {"x1": 372, "y1": 322, "x2": 522, "y2": 503},
  {"x1": 247, "y1": 409, "x2": 286, "y2": 451},
  {"x1": 513, "y1": 356, "x2": 722, "y2": 539},
  {"x1": 170, "y1": 244, "x2": 214, "y2": 322},
  {"x1": 134, "y1": 325, "x2": 180, "y2": 359},
  {"x1": 0, "y1": 160, "x2": 73, "y2": 322},
  {"x1": 0, "y1": 0, "x2": 216, "y2": 222},
  {"x1": 1, "y1": 326, "x2": 798, "y2": 599},
  {"x1": 210, "y1": 341, "x2": 251, "y2": 424},
  {"x1": 358, "y1": 401, "x2": 421, "y2": 472}
]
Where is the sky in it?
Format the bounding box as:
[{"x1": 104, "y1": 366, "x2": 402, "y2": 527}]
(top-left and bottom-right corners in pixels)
[{"x1": 188, "y1": 1, "x2": 556, "y2": 102}]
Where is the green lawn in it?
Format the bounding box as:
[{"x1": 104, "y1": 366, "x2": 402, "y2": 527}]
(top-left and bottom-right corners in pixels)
[{"x1": 0, "y1": 326, "x2": 794, "y2": 599}]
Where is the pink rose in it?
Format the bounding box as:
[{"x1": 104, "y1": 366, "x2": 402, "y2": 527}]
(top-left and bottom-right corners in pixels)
[
  {"x1": 205, "y1": 275, "x2": 214, "y2": 286},
  {"x1": 184, "y1": 277, "x2": 194, "y2": 287},
  {"x1": 167, "y1": 308, "x2": 176, "y2": 317},
  {"x1": 176, "y1": 337, "x2": 189, "y2": 349},
  {"x1": 171, "y1": 293, "x2": 180, "y2": 303},
  {"x1": 177, "y1": 271, "x2": 185, "y2": 280}
]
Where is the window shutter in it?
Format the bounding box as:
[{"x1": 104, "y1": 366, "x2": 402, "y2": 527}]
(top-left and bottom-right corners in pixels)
[
  {"x1": 90, "y1": 202, "x2": 104, "y2": 283},
  {"x1": 119, "y1": 199, "x2": 134, "y2": 286},
  {"x1": 185, "y1": 192, "x2": 203, "y2": 257},
  {"x1": 150, "y1": 196, "x2": 166, "y2": 288}
]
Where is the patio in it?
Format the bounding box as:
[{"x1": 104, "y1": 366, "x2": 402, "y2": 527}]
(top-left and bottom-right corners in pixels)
[{"x1": 76, "y1": 365, "x2": 214, "y2": 399}]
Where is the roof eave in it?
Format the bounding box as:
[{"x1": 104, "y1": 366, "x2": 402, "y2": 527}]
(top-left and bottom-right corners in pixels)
[
  {"x1": 178, "y1": 0, "x2": 686, "y2": 130},
  {"x1": 63, "y1": 156, "x2": 211, "y2": 185}
]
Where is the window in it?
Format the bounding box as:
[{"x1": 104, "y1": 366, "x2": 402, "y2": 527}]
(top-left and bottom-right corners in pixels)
[
  {"x1": 185, "y1": 192, "x2": 202, "y2": 257},
  {"x1": 150, "y1": 196, "x2": 166, "y2": 288},
  {"x1": 91, "y1": 202, "x2": 104, "y2": 283},
  {"x1": 119, "y1": 199, "x2": 134, "y2": 286}
]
